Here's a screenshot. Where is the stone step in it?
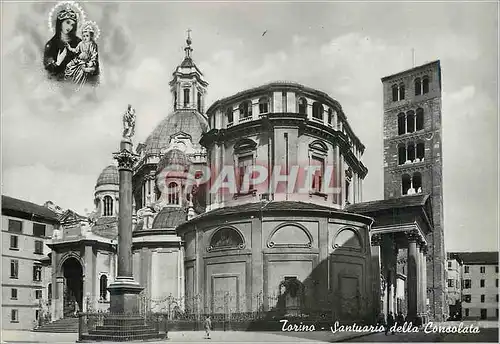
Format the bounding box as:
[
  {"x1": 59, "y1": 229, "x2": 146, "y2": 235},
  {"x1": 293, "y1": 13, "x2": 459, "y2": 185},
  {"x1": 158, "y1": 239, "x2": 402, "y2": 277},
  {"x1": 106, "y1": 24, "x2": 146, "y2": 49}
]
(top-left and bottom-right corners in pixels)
[
  {"x1": 80, "y1": 332, "x2": 167, "y2": 342},
  {"x1": 89, "y1": 328, "x2": 158, "y2": 337},
  {"x1": 94, "y1": 324, "x2": 156, "y2": 331}
]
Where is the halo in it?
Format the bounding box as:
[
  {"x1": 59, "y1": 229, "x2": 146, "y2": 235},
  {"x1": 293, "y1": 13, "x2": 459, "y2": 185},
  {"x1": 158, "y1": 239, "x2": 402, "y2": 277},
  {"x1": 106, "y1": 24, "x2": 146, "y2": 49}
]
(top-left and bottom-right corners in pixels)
[
  {"x1": 81, "y1": 20, "x2": 101, "y2": 41},
  {"x1": 48, "y1": 1, "x2": 86, "y2": 35}
]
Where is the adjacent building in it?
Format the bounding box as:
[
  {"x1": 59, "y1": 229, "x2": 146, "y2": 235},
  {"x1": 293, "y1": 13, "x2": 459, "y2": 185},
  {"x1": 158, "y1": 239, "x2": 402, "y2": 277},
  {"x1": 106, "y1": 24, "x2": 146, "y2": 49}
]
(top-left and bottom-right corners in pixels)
[
  {"x1": 450, "y1": 252, "x2": 499, "y2": 320},
  {"x1": 1, "y1": 195, "x2": 58, "y2": 330},
  {"x1": 446, "y1": 252, "x2": 463, "y2": 319}
]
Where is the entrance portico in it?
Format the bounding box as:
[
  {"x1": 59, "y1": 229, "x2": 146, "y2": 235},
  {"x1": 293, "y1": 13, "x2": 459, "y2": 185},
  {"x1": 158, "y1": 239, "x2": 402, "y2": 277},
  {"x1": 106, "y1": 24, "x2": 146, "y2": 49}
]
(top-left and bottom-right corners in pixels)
[{"x1": 347, "y1": 193, "x2": 433, "y2": 324}]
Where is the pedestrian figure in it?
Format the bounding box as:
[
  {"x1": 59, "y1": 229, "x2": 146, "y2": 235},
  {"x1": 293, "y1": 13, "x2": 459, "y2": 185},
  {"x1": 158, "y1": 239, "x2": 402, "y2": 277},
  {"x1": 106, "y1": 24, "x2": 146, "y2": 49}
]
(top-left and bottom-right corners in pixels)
[
  {"x1": 396, "y1": 312, "x2": 405, "y2": 327},
  {"x1": 204, "y1": 315, "x2": 211, "y2": 339},
  {"x1": 385, "y1": 312, "x2": 395, "y2": 335}
]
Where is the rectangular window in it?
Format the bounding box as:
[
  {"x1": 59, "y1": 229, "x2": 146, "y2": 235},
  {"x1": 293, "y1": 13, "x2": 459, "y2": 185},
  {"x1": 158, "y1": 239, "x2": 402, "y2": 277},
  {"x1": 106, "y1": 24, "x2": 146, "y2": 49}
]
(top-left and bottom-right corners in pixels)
[
  {"x1": 465, "y1": 309, "x2": 469, "y2": 317},
  {"x1": 33, "y1": 264, "x2": 42, "y2": 282},
  {"x1": 34, "y1": 240, "x2": 44, "y2": 254},
  {"x1": 480, "y1": 279, "x2": 485, "y2": 288},
  {"x1": 35, "y1": 289, "x2": 42, "y2": 299},
  {"x1": 447, "y1": 279, "x2": 454, "y2": 288},
  {"x1": 10, "y1": 260, "x2": 19, "y2": 279},
  {"x1": 11, "y1": 309, "x2": 18, "y2": 323},
  {"x1": 464, "y1": 279, "x2": 471, "y2": 289},
  {"x1": 11, "y1": 288, "x2": 18, "y2": 300},
  {"x1": 496, "y1": 279, "x2": 498, "y2": 287},
  {"x1": 227, "y1": 110, "x2": 233, "y2": 125},
  {"x1": 480, "y1": 266, "x2": 486, "y2": 273},
  {"x1": 448, "y1": 261, "x2": 452, "y2": 269},
  {"x1": 10, "y1": 235, "x2": 19, "y2": 249},
  {"x1": 237, "y1": 155, "x2": 254, "y2": 193},
  {"x1": 35, "y1": 309, "x2": 40, "y2": 321},
  {"x1": 33, "y1": 223, "x2": 46, "y2": 237},
  {"x1": 464, "y1": 266, "x2": 469, "y2": 273},
  {"x1": 183, "y1": 88, "x2": 190, "y2": 107},
  {"x1": 464, "y1": 295, "x2": 471, "y2": 303},
  {"x1": 480, "y1": 309, "x2": 487, "y2": 320},
  {"x1": 496, "y1": 294, "x2": 499, "y2": 302},
  {"x1": 310, "y1": 156, "x2": 325, "y2": 193},
  {"x1": 282, "y1": 92, "x2": 287, "y2": 113},
  {"x1": 8, "y1": 219, "x2": 22, "y2": 233},
  {"x1": 481, "y1": 295, "x2": 485, "y2": 303},
  {"x1": 496, "y1": 266, "x2": 499, "y2": 273}
]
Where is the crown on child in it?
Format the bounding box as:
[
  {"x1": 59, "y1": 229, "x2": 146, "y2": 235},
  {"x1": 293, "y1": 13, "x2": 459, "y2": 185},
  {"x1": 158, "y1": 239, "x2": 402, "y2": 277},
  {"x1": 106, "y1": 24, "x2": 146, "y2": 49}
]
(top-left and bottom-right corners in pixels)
[{"x1": 81, "y1": 21, "x2": 100, "y2": 41}]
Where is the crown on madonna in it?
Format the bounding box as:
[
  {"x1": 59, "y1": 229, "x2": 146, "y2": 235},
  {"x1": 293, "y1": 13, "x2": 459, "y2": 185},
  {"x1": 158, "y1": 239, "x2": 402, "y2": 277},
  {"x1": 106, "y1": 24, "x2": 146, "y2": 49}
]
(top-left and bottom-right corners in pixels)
[{"x1": 57, "y1": 5, "x2": 78, "y2": 21}]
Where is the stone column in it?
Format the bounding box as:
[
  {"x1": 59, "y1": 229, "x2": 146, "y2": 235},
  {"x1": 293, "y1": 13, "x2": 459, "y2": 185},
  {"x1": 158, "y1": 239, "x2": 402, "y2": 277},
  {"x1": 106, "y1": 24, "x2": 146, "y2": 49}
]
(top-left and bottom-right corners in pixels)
[
  {"x1": 83, "y1": 245, "x2": 94, "y2": 312},
  {"x1": 108, "y1": 139, "x2": 143, "y2": 314},
  {"x1": 416, "y1": 241, "x2": 423, "y2": 320},
  {"x1": 370, "y1": 233, "x2": 382, "y2": 321},
  {"x1": 406, "y1": 230, "x2": 419, "y2": 322}
]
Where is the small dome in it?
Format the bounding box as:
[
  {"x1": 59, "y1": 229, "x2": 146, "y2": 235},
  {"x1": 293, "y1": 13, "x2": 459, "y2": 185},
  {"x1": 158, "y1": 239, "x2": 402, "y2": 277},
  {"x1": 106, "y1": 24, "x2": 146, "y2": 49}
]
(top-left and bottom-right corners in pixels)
[
  {"x1": 156, "y1": 149, "x2": 191, "y2": 174},
  {"x1": 96, "y1": 165, "x2": 119, "y2": 188},
  {"x1": 143, "y1": 111, "x2": 209, "y2": 155},
  {"x1": 152, "y1": 207, "x2": 187, "y2": 229}
]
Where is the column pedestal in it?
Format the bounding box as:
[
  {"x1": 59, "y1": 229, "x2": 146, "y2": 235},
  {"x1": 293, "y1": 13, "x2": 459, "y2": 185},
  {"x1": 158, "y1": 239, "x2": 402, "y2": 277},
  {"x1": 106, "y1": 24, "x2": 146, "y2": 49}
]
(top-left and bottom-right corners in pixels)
[{"x1": 108, "y1": 277, "x2": 144, "y2": 314}]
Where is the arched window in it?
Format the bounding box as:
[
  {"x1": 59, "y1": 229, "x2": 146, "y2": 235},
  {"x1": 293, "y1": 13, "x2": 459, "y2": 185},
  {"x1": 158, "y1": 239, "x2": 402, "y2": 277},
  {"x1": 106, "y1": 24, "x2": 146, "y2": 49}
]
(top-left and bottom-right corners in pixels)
[
  {"x1": 197, "y1": 92, "x2": 202, "y2": 113},
  {"x1": 239, "y1": 101, "x2": 252, "y2": 120},
  {"x1": 183, "y1": 88, "x2": 190, "y2": 107},
  {"x1": 48, "y1": 283, "x2": 52, "y2": 301},
  {"x1": 392, "y1": 85, "x2": 398, "y2": 101},
  {"x1": 312, "y1": 102, "x2": 323, "y2": 121},
  {"x1": 415, "y1": 78, "x2": 421, "y2": 96},
  {"x1": 406, "y1": 110, "x2": 415, "y2": 133},
  {"x1": 422, "y1": 76, "x2": 429, "y2": 94},
  {"x1": 167, "y1": 182, "x2": 180, "y2": 205},
  {"x1": 402, "y1": 174, "x2": 411, "y2": 195},
  {"x1": 413, "y1": 172, "x2": 422, "y2": 193},
  {"x1": 416, "y1": 108, "x2": 424, "y2": 131},
  {"x1": 399, "y1": 83, "x2": 405, "y2": 100},
  {"x1": 226, "y1": 108, "x2": 234, "y2": 125},
  {"x1": 259, "y1": 97, "x2": 269, "y2": 114},
  {"x1": 327, "y1": 108, "x2": 333, "y2": 125},
  {"x1": 174, "y1": 91, "x2": 177, "y2": 109},
  {"x1": 208, "y1": 227, "x2": 244, "y2": 251},
  {"x1": 398, "y1": 144, "x2": 406, "y2": 165},
  {"x1": 334, "y1": 228, "x2": 362, "y2": 249},
  {"x1": 99, "y1": 275, "x2": 108, "y2": 300},
  {"x1": 416, "y1": 142, "x2": 425, "y2": 161},
  {"x1": 298, "y1": 97, "x2": 307, "y2": 115},
  {"x1": 103, "y1": 196, "x2": 113, "y2": 216},
  {"x1": 407, "y1": 143, "x2": 415, "y2": 162},
  {"x1": 398, "y1": 112, "x2": 406, "y2": 135}
]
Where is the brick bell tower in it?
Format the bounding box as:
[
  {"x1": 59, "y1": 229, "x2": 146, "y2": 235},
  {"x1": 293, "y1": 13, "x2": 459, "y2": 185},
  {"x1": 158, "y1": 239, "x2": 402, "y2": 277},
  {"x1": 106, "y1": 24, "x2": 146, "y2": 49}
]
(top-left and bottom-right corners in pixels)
[{"x1": 381, "y1": 60, "x2": 446, "y2": 321}]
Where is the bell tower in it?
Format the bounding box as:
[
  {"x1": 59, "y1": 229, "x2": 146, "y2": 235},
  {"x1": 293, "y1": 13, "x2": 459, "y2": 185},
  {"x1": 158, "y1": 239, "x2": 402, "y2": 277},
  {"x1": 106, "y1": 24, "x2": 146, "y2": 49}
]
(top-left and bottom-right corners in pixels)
[
  {"x1": 381, "y1": 60, "x2": 446, "y2": 321},
  {"x1": 169, "y1": 30, "x2": 209, "y2": 114}
]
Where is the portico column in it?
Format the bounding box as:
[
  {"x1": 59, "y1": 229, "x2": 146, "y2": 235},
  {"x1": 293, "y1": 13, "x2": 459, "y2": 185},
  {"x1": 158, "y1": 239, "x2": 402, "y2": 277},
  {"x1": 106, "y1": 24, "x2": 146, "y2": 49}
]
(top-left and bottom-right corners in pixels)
[
  {"x1": 422, "y1": 245, "x2": 428, "y2": 323},
  {"x1": 406, "y1": 230, "x2": 419, "y2": 322},
  {"x1": 416, "y1": 241, "x2": 423, "y2": 319},
  {"x1": 370, "y1": 233, "x2": 383, "y2": 321},
  {"x1": 55, "y1": 276, "x2": 65, "y2": 320}
]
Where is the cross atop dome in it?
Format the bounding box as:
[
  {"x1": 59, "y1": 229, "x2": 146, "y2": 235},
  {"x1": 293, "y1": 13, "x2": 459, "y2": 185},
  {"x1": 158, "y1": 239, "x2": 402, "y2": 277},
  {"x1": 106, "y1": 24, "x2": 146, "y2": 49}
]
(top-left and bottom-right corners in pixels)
[
  {"x1": 170, "y1": 30, "x2": 209, "y2": 113},
  {"x1": 185, "y1": 28, "x2": 192, "y2": 58}
]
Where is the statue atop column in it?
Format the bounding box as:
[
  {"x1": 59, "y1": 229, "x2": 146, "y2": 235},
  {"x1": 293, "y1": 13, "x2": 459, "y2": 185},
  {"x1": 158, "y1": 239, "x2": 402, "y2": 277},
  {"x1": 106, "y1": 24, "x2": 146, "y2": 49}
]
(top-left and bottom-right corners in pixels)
[{"x1": 122, "y1": 104, "x2": 136, "y2": 140}]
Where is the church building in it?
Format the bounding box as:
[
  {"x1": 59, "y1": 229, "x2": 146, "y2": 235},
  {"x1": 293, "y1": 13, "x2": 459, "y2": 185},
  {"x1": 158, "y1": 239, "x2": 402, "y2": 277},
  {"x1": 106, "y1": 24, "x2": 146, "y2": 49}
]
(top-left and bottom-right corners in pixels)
[{"x1": 2, "y1": 33, "x2": 446, "y2": 330}]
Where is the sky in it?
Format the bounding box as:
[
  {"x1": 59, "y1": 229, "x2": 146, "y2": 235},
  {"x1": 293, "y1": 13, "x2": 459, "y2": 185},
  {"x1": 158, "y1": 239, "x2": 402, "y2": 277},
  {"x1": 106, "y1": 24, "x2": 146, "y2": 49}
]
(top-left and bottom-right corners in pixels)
[{"x1": 1, "y1": 0, "x2": 498, "y2": 252}]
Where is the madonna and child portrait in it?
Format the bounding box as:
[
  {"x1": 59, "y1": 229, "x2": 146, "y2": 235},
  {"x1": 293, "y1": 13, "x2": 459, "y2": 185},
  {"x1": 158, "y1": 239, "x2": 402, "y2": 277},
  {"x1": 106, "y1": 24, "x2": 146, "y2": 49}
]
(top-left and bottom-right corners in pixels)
[{"x1": 43, "y1": 1, "x2": 100, "y2": 91}]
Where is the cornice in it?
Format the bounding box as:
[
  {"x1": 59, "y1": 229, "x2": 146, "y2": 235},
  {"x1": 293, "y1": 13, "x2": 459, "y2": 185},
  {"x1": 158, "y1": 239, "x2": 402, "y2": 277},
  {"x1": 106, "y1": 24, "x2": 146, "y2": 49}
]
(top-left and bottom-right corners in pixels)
[
  {"x1": 386, "y1": 130, "x2": 432, "y2": 144},
  {"x1": 387, "y1": 162, "x2": 431, "y2": 174}
]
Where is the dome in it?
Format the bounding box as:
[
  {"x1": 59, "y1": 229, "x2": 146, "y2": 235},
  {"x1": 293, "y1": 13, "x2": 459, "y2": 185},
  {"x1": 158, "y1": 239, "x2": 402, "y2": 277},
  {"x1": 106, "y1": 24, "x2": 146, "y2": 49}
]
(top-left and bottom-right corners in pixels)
[
  {"x1": 143, "y1": 111, "x2": 209, "y2": 155},
  {"x1": 152, "y1": 207, "x2": 187, "y2": 229},
  {"x1": 156, "y1": 149, "x2": 191, "y2": 174},
  {"x1": 96, "y1": 165, "x2": 119, "y2": 188}
]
